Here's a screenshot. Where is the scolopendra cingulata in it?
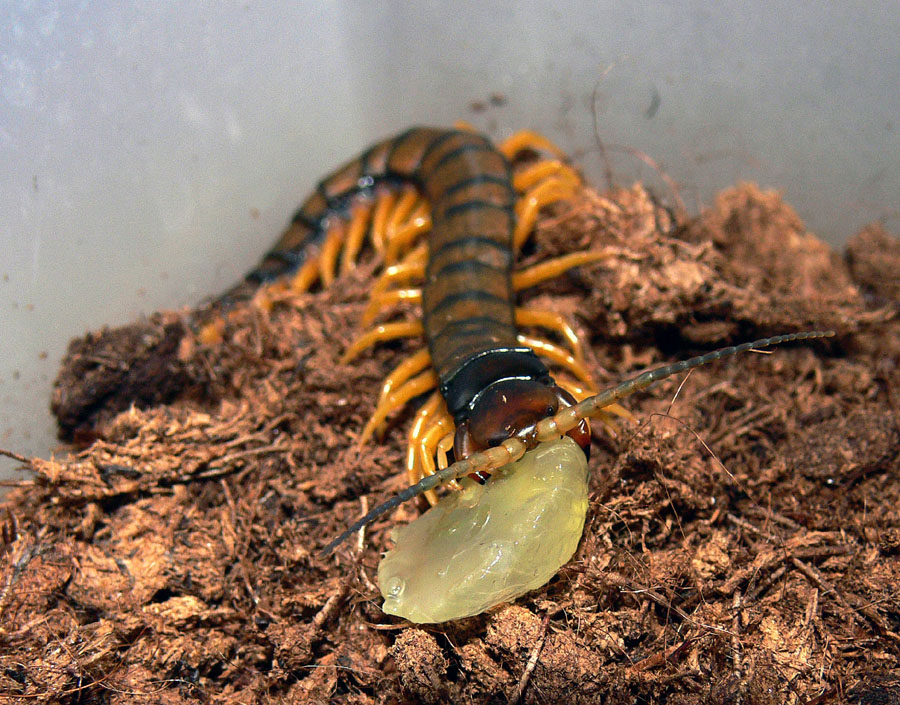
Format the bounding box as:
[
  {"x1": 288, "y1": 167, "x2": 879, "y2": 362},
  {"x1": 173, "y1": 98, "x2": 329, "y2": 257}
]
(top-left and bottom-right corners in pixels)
[{"x1": 207, "y1": 125, "x2": 833, "y2": 622}]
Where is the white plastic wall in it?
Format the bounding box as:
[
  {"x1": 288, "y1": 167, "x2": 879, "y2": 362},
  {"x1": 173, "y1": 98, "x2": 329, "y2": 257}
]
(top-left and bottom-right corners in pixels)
[{"x1": 2, "y1": 2, "x2": 899, "y2": 480}]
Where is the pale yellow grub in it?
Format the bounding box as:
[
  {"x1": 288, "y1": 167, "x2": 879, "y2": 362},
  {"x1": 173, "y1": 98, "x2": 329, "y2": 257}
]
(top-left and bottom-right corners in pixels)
[{"x1": 378, "y1": 437, "x2": 589, "y2": 623}]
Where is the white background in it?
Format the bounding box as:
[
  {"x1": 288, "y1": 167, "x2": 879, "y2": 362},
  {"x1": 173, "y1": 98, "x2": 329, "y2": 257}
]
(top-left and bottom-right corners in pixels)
[{"x1": 2, "y1": 2, "x2": 899, "y2": 481}]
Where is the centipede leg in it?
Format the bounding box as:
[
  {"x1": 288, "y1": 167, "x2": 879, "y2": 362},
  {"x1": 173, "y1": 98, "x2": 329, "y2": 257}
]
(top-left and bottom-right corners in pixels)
[
  {"x1": 517, "y1": 334, "x2": 596, "y2": 389},
  {"x1": 341, "y1": 321, "x2": 425, "y2": 364},
  {"x1": 408, "y1": 401, "x2": 462, "y2": 504},
  {"x1": 498, "y1": 130, "x2": 569, "y2": 161},
  {"x1": 363, "y1": 251, "x2": 427, "y2": 324},
  {"x1": 362, "y1": 288, "x2": 423, "y2": 325},
  {"x1": 556, "y1": 378, "x2": 625, "y2": 433},
  {"x1": 369, "y1": 190, "x2": 398, "y2": 255},
  {"x1": 383, "y1": 188, "x2": 421, "y2": 251},
  {"x1": 291, "y1": 246, "x2": 323, "y2": 293},
  {"x1": 561, "y1": 379, "x2": 616, "y2": 435},
  {"x1": 359, "y1": 369, "x2": 438, "y2": 445},
  {"x1": 418, "y1": 414, "x2": 456, "y2": 504},
  {"x1": 555, "y1": 378, "x2": 590, "y2": 402},
  {"x1": 340, "y1": 201, "x2": 375, "y2": 275},
  {"x1": 513, "y1": 250, "x2": 614, "y2": 291},
  {"x1": 513, "y1": 160, "x2": 581, "y2": 192},
  {"x1": 514, "y1": 176, "x2": 581, "y2": 251},
  {"x1": 555, "y1": 374, "x2": 632, "y2": 432},
  {"x1": 514, "y1": 308, "x2": 585, "y2": 362},
  {"x1": 435, "y1": 431, "x2": 455, "y2": 473},
  {"x1": 377, "y1": 348, "x2": 432, "y2": 407},
  {"x1": 385, "y1": 202, "x2": 430, "y2": 265},
  {"x1": 318, "y1": 220, "x2": 348, "y2": 288},
  {"x1": 406, "y1": 393, "x2": 443, "y2": 504}
]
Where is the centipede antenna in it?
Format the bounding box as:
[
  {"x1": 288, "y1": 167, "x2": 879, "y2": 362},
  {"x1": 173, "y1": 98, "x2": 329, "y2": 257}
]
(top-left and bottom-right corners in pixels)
[
  {"x1": 320, "y1": 437, "x2": 529, "y2": 557},
  {"x1": 615, "y1": 330, "x2": 836, "y2": 397},
  {"x1": 537, "y1": 330, "x2": 836, "y2": 440},
  {"x1": 320, "y1": 458, "x2": 466, "y2": 557}
]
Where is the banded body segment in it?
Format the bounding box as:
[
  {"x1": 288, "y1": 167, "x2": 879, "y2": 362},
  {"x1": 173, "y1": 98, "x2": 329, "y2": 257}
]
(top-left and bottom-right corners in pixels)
[{"x1": 414, "y1": 131, "x2": 529, "y2": 415}]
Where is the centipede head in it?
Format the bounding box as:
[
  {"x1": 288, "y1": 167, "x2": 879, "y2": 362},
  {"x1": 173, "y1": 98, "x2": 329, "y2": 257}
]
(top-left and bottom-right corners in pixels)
[{"x1": 453, "y1": 377, "x2": 591, "y2": 463}]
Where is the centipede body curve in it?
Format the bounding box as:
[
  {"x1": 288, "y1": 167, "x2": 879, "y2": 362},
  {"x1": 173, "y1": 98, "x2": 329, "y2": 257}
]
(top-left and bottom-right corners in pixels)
[{"x1": 210, "y1": 124, "x2": 834, "y2": 569}]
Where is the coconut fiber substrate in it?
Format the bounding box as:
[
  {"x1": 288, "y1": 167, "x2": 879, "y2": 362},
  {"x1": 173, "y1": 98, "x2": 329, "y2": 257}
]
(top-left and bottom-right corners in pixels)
[{"x1": 1, "y1": 177, "x2": 899, "y2": 705}]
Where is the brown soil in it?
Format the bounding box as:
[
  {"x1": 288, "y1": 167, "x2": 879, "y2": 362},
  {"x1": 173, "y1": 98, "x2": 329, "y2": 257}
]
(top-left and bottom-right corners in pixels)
[{"x1": 1, "y1": 180, "x2": 898, "y2": 704}]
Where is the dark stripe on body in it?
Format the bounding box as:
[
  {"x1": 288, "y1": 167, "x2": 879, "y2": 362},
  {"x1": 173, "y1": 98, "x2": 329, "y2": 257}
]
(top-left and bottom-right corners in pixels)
[
  {"x1": 383, "y1": 128, "x2": 420, "y2": 175},
  {"x1": 426, "y1": 143, "x2": 498, "y2": 184},
  {"x1": 429, "y1": 234, "x2": 510, "y2": 260},
  {"x1": 441, "y1": 200, "x2": 515, "y2": 219},
  {"x1": 431, "y1": 258, "x2": 507, "y2": 280},
  {"x1": 416, "y1": 131, "x2": 464, "y2": 174},
  {"x1": 442, "y1": 173, "x2": 516, "y2": 199},
  {"x1": 424, "y1": 288, "x2": 509, "y2": 317},
  {"x1": 430, "y1": 316, "x2": 518, "y2": 337},
  {"x1": 291, "y1": 211, "x2": 318, "y2": 230}
]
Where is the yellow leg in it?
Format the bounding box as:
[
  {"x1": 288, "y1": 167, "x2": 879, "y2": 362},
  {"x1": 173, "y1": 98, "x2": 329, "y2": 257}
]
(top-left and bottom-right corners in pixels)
[
  {"x1": 363, "y1": 248, "x2": 427, "y2": 325},
  {"x1": 418, "y1": 414, "x2": 455, "y2": 505},
  {"x1": 513, "y1": 176, "x2": 580, "y2": 251},
  {"x1": 318, "y1": 220, "x2": 346, "y2": 288},
  {"x1": 406, "y1": 400, "x2": 456, "y2": 506},
  {"x1": 556, "y1": 374, "x2": 634, "y2": 423},
  {"x1": 430, "y1": 430, "x2": 460, "y2": 499},
  {"x1": 406, "y1": 393, "x2": 443, "y2": 503},
  {"x1": 385, "y1": 189, "x2": 420, "y2": 248},
  {"x1": 359, "y1": 369, "x2": 438, "y2": 445},
  {"x1": 377, "y1": 348, "x2": 432, "y2": 407},
  {"x1": 515, "y1": 307, "x2": 584, "y2": 362},
  {"x1": 518, "y1": 334, "x2": 596, "y2": 388},
  {"x1": 592, "y1": 408, "x2": 620, "y2": 435},
  {"x1": 291, "y1": 250, "x2": 322, "y2": 293},
  {"x1": 374, "y1": 246, "x2": 428, "y2": 294},
  {"x1": 513, "y1": 250, "x2": 614, "y2": 291},
  {"x1": 498, "y1": 130, "x2": 568, "y2": 161},
  {"x1": 362, "y1": 288, "x2": 423, "y2": 326},
  {"x1": 555, "y1": 376, "x2": 594, "y2": 432},
  {"x1": 369, "y1": 190, "x2": 397, "y2": 255},
  {"x1": 435, "y1": 432, "x2": 455, "y2": 472},
  {"x1": 385, "y1": 203, "x2": 431, "y2": 265},
  {"x1": 340, "y1": 201, "x2": 374, "y2": 275},
  {"x1": 407, "y1": 393, "x2": 442, "y2": 450},
  {"x1": 513, "y1": 160, "x2": 581, "y2": 192},
  {"x1": 340, "y1": 320, "x2": 424, "y2": 364}
]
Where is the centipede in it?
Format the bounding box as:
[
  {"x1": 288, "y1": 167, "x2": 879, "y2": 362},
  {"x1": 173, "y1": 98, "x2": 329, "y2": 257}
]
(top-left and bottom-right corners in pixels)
[{"x1": 208, "y1": 125, "x2": 833, "y2": 623}]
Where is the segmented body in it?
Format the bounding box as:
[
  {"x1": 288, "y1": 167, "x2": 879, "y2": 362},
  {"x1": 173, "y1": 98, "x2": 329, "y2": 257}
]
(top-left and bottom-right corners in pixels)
[{"x1": 238, "y1": 128, "x2": 563, "y2": 421}]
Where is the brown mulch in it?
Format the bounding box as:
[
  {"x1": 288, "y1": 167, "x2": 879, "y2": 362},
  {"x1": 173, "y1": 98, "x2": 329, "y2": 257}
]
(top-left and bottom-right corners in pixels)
[{"x1": 1, "y1": 179, "x2": 898, "y2": 704}]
